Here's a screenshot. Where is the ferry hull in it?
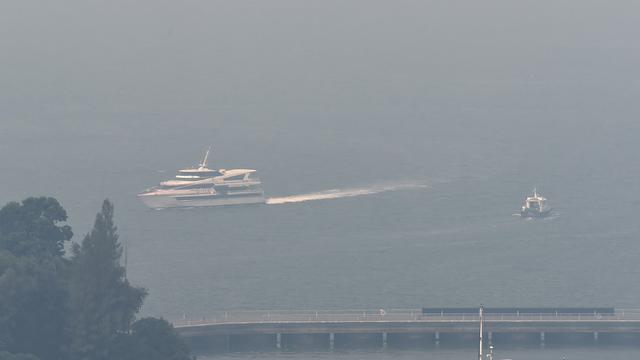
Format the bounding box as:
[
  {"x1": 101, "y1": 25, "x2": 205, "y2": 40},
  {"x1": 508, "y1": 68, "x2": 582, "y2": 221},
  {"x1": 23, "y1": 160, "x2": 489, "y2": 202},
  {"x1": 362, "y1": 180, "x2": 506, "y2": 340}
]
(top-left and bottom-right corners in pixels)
[{"x1": 138, "y1": 193, "x2": 265, "y2": 209}]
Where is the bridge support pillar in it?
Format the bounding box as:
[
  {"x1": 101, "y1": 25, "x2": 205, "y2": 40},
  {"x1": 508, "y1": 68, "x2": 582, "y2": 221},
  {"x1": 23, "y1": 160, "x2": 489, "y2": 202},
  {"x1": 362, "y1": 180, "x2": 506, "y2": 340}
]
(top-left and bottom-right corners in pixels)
[
  {"x1": 434, "y1": 332, "x2": 440, "y2": 348},
  {"x1": 488, "y1": 331, "x2": 493, "y2": 346},
  {"x1": 382, "y1": 332, "x2": 388, "y2": 349},
  {"x1": 276, "y1": 333, "x2": 282, "y2": 349},
  {"x1": 540, "y1": 332, "x2": 546, "y2": 346},
  {"x1": 225, "y1": 335, "x2": 230, "y2": 351},
  {"x1": 329, "y1": 333, "x2": 335, "y2": 351},
  {"x1": 594, "y1": 331, "x2": 599, "y2": 342}
]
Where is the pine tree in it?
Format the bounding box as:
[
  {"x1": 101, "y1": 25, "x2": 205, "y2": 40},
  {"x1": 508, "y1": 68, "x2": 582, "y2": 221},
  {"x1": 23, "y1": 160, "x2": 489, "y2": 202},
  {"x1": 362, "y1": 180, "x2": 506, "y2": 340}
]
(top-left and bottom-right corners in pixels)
[{"x1": 68, "y1": 200, "x2": 147, "y2": 360}]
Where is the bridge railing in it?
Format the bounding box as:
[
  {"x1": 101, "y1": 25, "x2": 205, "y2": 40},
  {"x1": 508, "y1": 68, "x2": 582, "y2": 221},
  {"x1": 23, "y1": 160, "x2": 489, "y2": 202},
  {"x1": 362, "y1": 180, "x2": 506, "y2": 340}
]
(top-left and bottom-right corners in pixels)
[{"x1": 171, "y1": 309, "x2": 640, "y2": 327}]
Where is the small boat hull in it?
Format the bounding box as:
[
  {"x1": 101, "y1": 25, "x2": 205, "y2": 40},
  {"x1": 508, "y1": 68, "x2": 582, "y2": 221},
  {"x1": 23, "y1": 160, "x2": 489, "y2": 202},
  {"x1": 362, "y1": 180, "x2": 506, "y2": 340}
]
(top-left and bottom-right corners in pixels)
[{"x1": 520, "y1": 208, "x2": 552, "y2": 218}]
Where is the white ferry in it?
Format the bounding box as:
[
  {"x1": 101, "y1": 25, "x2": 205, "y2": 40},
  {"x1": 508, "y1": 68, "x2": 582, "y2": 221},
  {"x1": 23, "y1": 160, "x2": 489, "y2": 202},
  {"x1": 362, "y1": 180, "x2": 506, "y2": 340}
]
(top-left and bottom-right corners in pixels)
[{"x1": 138, "y1": 148, "x2": 265, "y2": 209}]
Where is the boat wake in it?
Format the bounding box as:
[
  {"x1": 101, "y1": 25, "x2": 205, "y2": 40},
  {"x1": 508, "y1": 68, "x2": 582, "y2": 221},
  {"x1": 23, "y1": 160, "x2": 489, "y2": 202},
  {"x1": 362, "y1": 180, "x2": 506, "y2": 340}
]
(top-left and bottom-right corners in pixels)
[
  {"x1": 266, "y1": 181, "x2": 430, "y2": 205},
  {"x1": 512, "y1": 211, "x2": 560, "y2": 220}
]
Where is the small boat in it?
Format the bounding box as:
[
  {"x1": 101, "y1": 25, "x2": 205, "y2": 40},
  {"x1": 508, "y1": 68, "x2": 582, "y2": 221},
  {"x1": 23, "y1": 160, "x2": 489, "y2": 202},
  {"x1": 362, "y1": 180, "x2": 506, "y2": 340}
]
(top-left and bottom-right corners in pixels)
[{"x1": 520, "y1": 188, "x2": 551, "y2": 218}]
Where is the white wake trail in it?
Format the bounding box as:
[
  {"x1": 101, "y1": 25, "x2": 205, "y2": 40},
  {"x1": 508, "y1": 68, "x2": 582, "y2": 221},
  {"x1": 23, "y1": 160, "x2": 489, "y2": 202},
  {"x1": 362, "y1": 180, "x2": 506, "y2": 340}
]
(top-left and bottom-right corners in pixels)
[{"x1": 266, "y1": 182, "x2": 429, "y2": 205}]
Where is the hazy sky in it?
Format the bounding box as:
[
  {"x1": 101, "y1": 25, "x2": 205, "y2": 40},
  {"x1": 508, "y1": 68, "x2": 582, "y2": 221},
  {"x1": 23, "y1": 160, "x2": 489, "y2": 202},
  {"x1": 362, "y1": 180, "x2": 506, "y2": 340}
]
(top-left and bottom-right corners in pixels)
[{"x1": 2, "y1": 0, "x2": 638, "y2": 120}]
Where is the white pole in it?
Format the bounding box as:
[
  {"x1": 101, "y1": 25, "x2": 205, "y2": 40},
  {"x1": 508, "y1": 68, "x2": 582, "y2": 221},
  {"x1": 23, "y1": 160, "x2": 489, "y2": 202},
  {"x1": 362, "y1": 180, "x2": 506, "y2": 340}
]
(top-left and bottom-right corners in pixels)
[
  {"x1": 200, "y1": 146, "x2": 211, "y2": 168},
  {"x1": 478, "y1": 305, "x2": 484, "y2": 360}
]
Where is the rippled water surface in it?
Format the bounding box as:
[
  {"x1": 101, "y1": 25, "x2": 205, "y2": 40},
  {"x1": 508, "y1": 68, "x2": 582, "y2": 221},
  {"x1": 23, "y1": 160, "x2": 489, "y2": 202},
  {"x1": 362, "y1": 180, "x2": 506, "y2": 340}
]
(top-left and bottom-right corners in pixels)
[{"x1": 200, "y1": 348, "x2": 640, "y2": 360}]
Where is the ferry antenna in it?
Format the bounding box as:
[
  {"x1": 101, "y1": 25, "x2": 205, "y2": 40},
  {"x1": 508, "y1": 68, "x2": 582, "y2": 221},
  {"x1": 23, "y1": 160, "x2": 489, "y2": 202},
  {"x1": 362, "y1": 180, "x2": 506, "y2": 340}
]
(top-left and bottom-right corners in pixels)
[{"x1": 200, "y1": 146, "x2": 212, "y2": 168}]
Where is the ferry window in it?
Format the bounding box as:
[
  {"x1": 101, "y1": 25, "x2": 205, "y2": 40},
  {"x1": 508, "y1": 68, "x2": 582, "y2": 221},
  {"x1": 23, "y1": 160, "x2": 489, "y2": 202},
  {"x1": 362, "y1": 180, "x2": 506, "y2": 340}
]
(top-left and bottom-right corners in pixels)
[
  {"x1": 226, "y1": 175, "x2": 246, "y2": 181},
  {"x1": 183, "y1": 184, "x2": 212, "y2": 190},
  {"x1": 179, "y1": 171, "x2": 220, "y2": 177}
]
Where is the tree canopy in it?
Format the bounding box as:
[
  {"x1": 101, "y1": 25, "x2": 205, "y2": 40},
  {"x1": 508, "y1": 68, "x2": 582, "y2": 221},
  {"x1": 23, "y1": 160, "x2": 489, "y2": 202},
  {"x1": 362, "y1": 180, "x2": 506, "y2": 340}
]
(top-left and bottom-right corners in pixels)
[
  {"x1": 110, "y1": 318, "x2": 193, "y2": 360},
  {"x1": 0, "y1": 197, "x2": 71, "y2": 360},
  {"x1": 0, "y1": 197, "x2": 194, "y2": 360},
  {"x1": 0, "y1": 253, "x2": 69, "y2": 360},
  {"x1": 0, "y1": 197, "x2": 72, "y2": 258},
  {"x1": 68, "y1": 200, "x2": 147, "y2": 360}
]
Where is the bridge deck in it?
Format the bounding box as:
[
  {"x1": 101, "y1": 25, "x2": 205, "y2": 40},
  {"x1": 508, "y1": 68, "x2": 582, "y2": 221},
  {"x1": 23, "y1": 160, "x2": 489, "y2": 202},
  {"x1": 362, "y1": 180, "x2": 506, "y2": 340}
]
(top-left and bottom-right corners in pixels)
[{"x1": 174, "y1": 309, "x2": 640, "y2": 337}]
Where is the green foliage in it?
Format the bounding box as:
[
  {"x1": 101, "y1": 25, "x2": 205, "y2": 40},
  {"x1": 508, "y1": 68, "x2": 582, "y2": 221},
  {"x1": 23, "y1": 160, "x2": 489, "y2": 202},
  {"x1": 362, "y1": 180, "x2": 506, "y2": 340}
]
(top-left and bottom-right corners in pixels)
[
  {"x1": 0, "y1": 197, "x2": 72, "y2": 258},
  {"x1": 0, "y1": 254, "x2": 69, "y2": 360},
  {"x1": 0, "y1": 197, "x2": 193, "y2": 360},
  {"x1": 130, "y1": 318, "x2": 193, "y2": 360},
  {"x1": 109, "y1": 318, "x2": 193, "y2": 360},
  {"x1": 68, "y1": 200, "x2": 147, "y2": 360},
  {"x1": 0, "y1": 198, "x2": 71, "y2": 360}
]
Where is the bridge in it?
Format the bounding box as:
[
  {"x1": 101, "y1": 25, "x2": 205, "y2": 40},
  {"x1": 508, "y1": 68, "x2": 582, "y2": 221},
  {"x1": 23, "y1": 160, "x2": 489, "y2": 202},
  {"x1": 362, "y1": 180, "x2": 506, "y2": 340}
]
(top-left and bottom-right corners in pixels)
[{"x1": 173, "y1": 308, "x2": 640, "y2": 351}]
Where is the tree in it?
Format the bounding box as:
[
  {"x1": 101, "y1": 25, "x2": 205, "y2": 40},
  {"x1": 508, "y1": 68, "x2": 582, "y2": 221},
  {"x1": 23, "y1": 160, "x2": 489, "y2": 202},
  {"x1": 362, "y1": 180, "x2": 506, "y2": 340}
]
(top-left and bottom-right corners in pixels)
[
  {"x1": 0, "y1": 198, "x2": 71, "y2": 360},
  {"x1": 0, "y1": 254, "x2": 69, "y2": 360},
  {"x1": 68, "y1": 200, "x2": 147, "y2": 360},
  {"x1": 109, "y1": 318, "x2": 193, "y2": 360},
  {"x1": 1, "y1": 197, "x2": 193, "y2": 360},
  {"x1": 0, "y1": 197, "x2": 73, "y2": 258}
]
